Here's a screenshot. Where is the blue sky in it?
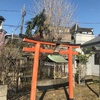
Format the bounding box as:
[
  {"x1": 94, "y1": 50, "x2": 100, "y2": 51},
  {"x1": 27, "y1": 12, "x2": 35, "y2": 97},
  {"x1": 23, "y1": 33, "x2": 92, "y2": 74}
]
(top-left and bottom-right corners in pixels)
[
  {"x1": 74, "y1": 0, "x2": 100, "y2": 36},
  {"x1": 0, "y1": 0, "x2": 32, "y2": 35},
  {"x1": 1, "y1": 0, "x2": 100, "y2": 36}
]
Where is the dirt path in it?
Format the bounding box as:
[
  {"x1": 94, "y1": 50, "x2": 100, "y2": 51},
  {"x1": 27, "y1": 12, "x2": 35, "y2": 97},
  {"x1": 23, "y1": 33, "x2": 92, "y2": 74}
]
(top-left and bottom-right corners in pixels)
[{"x1": 8, "y1": 83, "x2": 100, "y2": 100}]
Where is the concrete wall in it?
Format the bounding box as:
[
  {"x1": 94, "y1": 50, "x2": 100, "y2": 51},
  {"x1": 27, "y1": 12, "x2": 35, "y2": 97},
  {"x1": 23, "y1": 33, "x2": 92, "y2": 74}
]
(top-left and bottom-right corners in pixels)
[
  {"x1": 75, "y1": 33, "x2": 97, "y2": 76},
  {"x1": 0, "y1": 21, "x2": 3, "y2": 29},
  {"x1": 87, "y1": 55, "x2": 99, "y2": 76},
  {"x1": 75, "y1": 33, "x2": 95, "y2": 44},
  {"x1": 73, "y1": 54, "x2": 99, "y2": 76},
  {"x1": 0, "y1": 85, "x2": 7, "y2": 100}
]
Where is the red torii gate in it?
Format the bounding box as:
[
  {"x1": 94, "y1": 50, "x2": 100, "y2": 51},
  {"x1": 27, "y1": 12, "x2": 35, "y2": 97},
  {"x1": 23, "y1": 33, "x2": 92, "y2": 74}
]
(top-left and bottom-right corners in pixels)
[{"x1": 23, "y1": 38, "x2": 80, "y2": 100}]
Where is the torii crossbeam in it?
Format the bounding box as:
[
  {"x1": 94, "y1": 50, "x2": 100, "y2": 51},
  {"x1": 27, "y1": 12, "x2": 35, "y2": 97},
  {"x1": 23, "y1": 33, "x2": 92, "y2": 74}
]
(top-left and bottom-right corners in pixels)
[{"x1": 23, "y1": 38, "x2": 80, "y2": 100}]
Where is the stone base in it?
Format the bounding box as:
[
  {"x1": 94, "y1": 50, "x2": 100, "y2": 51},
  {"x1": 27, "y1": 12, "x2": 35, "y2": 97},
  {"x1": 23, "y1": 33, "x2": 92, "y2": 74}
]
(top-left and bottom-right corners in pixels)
[{"x1": 0, "y1": 85, "x2": 7, "y2": 100}]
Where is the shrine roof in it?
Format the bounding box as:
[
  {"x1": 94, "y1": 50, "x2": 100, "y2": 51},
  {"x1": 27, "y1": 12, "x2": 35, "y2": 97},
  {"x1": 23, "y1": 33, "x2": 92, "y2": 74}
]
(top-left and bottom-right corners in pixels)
[{"x1": 48, "y1": 55, "x2": 67, "y2": 63}]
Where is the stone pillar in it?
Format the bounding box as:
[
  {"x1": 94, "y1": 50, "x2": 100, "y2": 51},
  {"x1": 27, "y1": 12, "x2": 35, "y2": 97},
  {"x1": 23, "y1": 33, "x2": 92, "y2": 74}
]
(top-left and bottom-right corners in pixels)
[{"x1": 0, "y1": 85, "x2": 7, "y2": 100}]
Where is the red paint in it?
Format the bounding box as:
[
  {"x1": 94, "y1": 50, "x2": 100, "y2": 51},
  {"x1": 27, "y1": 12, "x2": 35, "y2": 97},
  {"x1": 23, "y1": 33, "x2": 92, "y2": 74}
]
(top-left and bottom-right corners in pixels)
[
  {"x1": 30, "y1": 43, "x2": 40, "y2": 100},
  {"x1": 68, "y1": 47, "x2": 73, "y2": 99},
  {"x1": 23, "y1": 38, "x2": 80, "y2": 100}
]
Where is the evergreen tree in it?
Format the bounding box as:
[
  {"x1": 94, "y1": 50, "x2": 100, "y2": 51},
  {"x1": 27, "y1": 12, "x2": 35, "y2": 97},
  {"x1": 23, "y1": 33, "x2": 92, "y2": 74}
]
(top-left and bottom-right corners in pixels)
[{"x1": 25, "y1": 9, "x2": 47, "y2": 38}]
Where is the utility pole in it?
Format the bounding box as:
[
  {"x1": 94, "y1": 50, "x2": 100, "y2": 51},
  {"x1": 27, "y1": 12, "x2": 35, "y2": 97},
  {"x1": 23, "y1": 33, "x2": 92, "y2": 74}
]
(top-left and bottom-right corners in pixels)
[{"x1": 20, "y1": 4, "x2": 26, "y2": 35}]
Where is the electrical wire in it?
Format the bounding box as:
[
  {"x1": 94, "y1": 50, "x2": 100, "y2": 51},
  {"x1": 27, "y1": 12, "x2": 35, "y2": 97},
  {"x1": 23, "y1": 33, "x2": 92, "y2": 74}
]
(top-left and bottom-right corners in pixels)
[
  {"x1": 0, "y1": 9, "x2": 32, "y2": 15},
  {"x1": 1, "y1": 9, "x2": 100, "y2": 25},
  {"x1": 77, "y1": 22, "x2": 100, "y2": 25},
  {"x1": 14, "y1": 18, "x2": 22, "y2": 31},
  {"x1": 0, "y1": 10, "x2": 20, "y2": 12},
  {"x1": 4, "y1": 24, "x2": 20, "y2": 27}
]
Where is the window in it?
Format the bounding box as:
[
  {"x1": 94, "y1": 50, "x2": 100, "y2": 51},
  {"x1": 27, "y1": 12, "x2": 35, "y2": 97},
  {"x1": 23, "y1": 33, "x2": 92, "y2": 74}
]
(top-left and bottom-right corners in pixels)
[
  {"x1": 82, "y1": 32, "x2": 87, "y2": 34},
  {"x1": 94, "y1": 54, "x2": 100, "y2": 65},
  {"x1": 88, "y1": 32, "x2": 92, "y2": 34}
]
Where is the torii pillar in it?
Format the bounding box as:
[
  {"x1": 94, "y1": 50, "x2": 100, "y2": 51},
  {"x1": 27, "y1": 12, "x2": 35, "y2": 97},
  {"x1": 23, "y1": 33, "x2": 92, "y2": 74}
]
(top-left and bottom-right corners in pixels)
[{"x1": 23, "y1": 38, "x2": 80, "y2": 100}]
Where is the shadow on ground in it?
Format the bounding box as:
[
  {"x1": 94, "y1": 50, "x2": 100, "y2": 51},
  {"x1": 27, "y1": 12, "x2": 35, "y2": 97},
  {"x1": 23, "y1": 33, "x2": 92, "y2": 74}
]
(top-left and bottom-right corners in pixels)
[
  {"x1": 86, "y1": 82, "x2": 99, "y2": 97},
  {"x1": 37, "y1": 81, "x2": 69, "y2": 100}
]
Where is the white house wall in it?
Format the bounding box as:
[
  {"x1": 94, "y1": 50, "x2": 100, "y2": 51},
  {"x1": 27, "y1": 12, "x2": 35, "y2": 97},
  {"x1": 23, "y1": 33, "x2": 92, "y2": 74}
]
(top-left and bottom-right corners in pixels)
[
  {"x1": 87, "y1": 55, "x2": 99, "y2": 76},
  {"x1": 0, "y1": 21, "x2": 3, "y2": 29},
  {"x1": 75, "y1": 33, "x2": 95, "y2": 44},
  {"x1": 75, "y1": 33, "x2": 98, "y2": 76},
  {"x1": 86, "y1": 61, "x2": 92, "y2": 75}
]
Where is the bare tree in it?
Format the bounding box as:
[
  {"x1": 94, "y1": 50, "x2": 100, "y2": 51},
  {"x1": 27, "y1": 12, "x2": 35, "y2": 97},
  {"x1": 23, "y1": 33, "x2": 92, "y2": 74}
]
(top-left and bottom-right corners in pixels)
[
  {"x1": 25, "y1": 0, "x2": 77, "y2": 81},
  {"x1": 0, "y1": 46, "x2": 21, "y2": 90},
  {"x1": 30, "y1": 0, "x2": 77, "y2": 27}
]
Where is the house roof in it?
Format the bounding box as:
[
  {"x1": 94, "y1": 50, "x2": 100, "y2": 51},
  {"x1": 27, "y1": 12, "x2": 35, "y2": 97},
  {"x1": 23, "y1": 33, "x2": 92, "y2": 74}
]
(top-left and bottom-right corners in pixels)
[
  {"x1": 0, "y1": 16, "x2": 5, "y2": 21},
  {"x1": 71, "y1": 24, "x2": 79, "y2": 29},
  {"x1": 77, "y1": 28, "x2": 93, "y2": 32},
  {"x1": 71, "y1": 23, "x2": 93, "y2": 34},
  {"x1": 0, "y1": 29, "x2": 7, "y2": 34},
  {"x1": 48, "y1": 55, "x2": 67, "y2": 63},
  {"x1": 81, "y1": 35, "x2": 100, "y2": 47}
]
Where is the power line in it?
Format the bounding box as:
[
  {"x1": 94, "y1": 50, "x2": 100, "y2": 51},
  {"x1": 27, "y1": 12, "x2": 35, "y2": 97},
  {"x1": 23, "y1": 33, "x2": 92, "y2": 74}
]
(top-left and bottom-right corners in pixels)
[
  {"x1": 0, "y1": 9, "x2": 32, "y2": 15},
  {"x1": 77, "y1": 22, "x2": 100, "y2": 25},
  {"x1": 14, "y1": 18, "x2": 22, "y2": 31},
  {"x1": 4, "y1": 24, "x2": 20, "y2": 27},
  {"x1": 0, "y1": 10, "x2": 20, "y2": 12}
]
